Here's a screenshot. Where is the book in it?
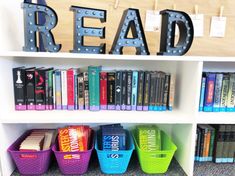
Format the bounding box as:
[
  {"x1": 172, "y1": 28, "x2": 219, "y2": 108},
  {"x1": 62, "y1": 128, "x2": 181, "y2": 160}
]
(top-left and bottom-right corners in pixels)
[
  {"x1": 88, "y1": 66, "x2": 101, "y2": 111},
  {"x1": 83, "y1": 72, "x2": 89, "y2": 110},
  {"x1": 115, "y1": 71, "x2": 122, "y2": 110},
  {"x1": 227, "y1": 125, "x2": 235, "y2": 163},
  {"x1": 213, "y1": 125, "x2": 226, "y2": 163},
  {"x1": 220, "y1": 74, "x2": 229, "y2": 112},
  {"x1": 168, "y1": 74, "x2": 175, "y2": 111},
  {"x1": 61, "y1": 70, "x2": 67, "y2": 110},
  {"x1": 204, "y1": 125, "x2": 215, "y2": 161},
  {"x1": 126, "y1": 71, "x2": 132, "y2": 110},
  {"x1": 213, "y1": 73, "x2": 223, "y2": 112},
  {"x1": 67, "y1": 68, "x2": 79, "y2": 110},
  {"x1": 149, "y1": 72, "x2": 156, "y2": 111},
  {"x1": 159, "y1": 72, "x2": 166, "y2": 111},
  {"x1": 53, "y1": 72, "x2": 56, "y2": 109},
  {"x1": 143, "y1": 71, "x2": 151, "y2": 111},
  {"x1": 203, "y1": 73, "x2": 216, "y2": 112},
  {"x1": 163, "y1": 74, "x2": 170, "y2": 111},
  {"x1": 131, "y1": 71, "x2": 138, "y2": 110},
  {"x1": 226, "y1": 73, "x2": 235, "y2": 112},
  {"x1": 25, "y1": 68, "x2": 35, "y2": 110},
  {"x1": 137, "y1": 71, "x2": 144, "y2": 111},
  {"x1": 47, "y1": 69, "x2": 54, "y2": 110},
  {"x1": 78, "y1": 73, "x2": 85, "y2": 110},
  {"x1": 100, "y1": 72, "x2": 107, "y2": 110},
  {"x1": 195, "y1": 128, "x2": 202, "y2": 161},
  {"x1": 107, "y1": 72, "x2": 116, "y2": 110},
  {"x1": 121, "y1": 71, "x2": 127, "y2": 110},
  {"x1": 198, "y1": 125, "x2": 205, "y2": 162},
  {"x1": 74, "y1": 73, "x2": 78, "y2": 110},
  {"x1": 55, "y1": 70, "x2": 62, "y2": 110},
  {"x1": 199, "y1": 75, "x2": 206, "y2": 112},
  {"x1": 221, "y1": 125, "x2": 232, "y2": 163}
]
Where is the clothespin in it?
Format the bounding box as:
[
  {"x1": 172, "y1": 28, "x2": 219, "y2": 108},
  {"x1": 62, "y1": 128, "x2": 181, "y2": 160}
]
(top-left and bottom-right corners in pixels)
[
  {"x1": 154, "y1": 0, "x2": 158, "y2": 14},
  {"x1": 173, "y1": 4, "x2": 176, "y2": 11},
  {"x1": 195, "y1": 4, "x2": 199, "y2": 19},
  {"x1": 114, "y1": 0, "x2": 119, "y2": 9},
  {"x1": 219, "y1": 5, "x2": 224, "y2": 19}
]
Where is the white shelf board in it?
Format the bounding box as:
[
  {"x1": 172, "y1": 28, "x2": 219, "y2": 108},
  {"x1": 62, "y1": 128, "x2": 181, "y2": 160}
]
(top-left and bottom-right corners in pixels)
[
  {"x1": 197, "y1": 112, "x2": 235, "y2": 124},
  {"x1": 0, "y1": 110, "x2": 193, "y2": 124}
]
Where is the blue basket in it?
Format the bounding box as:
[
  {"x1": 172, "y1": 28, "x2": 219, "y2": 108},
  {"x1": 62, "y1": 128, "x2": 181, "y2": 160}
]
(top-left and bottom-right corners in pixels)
[{"x1": 95, "y1": 130, "x2": 134, "y2": 174}]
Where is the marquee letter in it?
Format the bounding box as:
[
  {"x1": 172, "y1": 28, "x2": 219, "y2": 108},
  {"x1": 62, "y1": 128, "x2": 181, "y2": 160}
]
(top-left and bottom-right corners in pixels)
[
  {"x1": 70, "y1": 6, "x2": 106, "y2": 54},
  {"x1": 110, "y1": 8, "x2": 149, "y2": 55},
  {"x1": 158, "y1": 10, "x2": 194, "y2": 56},
  {"x1": 22, "y1": 3, "x2": 61, "y2": 52}
]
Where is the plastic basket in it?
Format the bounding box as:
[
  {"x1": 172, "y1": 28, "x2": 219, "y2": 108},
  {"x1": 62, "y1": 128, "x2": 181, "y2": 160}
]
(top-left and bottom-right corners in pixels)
[
  {"x1": 52, "y1": 130, "x2": 94, "y2": 175},
  {"x1": 7, "y1": 130, "x2": 52, "y2": 175},
  {"x1": 132, "y1": 129, "x2": 177, "y2": 174},
  {"x1": 95, "y1": 130, "x2": 134, "y2": 174}
]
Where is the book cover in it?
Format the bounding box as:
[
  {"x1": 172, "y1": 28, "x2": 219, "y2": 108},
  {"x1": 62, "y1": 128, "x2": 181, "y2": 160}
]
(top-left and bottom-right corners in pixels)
[
  {"x1": 61, "y1": 70, "x2": 68, "y2": 110},
  {"x1": 74, "y1": 74, "x2": 78, "y2": 110},
  {"x1": 45, "y1": 70, "x2": 49, "y2": 110},
  {"x1": 121, "y1": 71, "x2": 127, "y2": 110},
  {"x1": 137, "y1": 71, "x2": 144, "y2": 111},
  {"x1": 126, "y1": 71, "x2": 132, "y2": 110},
  {"x1": 204, "y1": 124, "x2": 215, "y2": 161},
  {"x1": 25, "y1": 68, "x2": 35, "y2": 110},
  {"x1": 47, "y1": 69, "x2": 54, "y2": 110},
  {"x1": 149, "y1": 72, "x2": 156, "y2": 111},
  {"x1": 220, "y1": 74, "x2": 229, "y2": 112},
  {"x1": 55, "y1": 70, "x2": 62, "y2": 110},
  {"x1": 88, "y1": 66, "x2": 101, "y2": 111},
  {"x1": 115, "y1": 71, "x2": 122, "y2": 110},
  {"x1": 67, "y1": 68, "x2": 79, "y2": 110},
  {"x1": 163, "y1": 74, "x2": 170, "y2": 111},
  {"x1": 143, "y1": 71, "x2": 151, "y2": 111},
  {"x1": 203, "y1": 73, "x2": 216, "y2": 112},
  {"x1": 83, "y1": 72, "x2": 89, "y2": 110},
  {"x1": 168, "y1": 74, "x2": 175, "y2": 111},
  {"x1": 100, "y1": 72, "x2": 107, "y2": 110},
  {"x1": 199, "y1": 76, "x2": 206, "y2": 112},
  {"x1": 78, "y1": 73, "x2": 85, "y2": 110},
  {"x1": 107, "y1": 72, "x2": 116, "y2": 110},
  {"x1": 131, "y1": 71, "x2": 138, "y2": 110},
  {"x1": 213, "y1": 73, "x2": 223, "y2": 112},
  {"x1": 226, "y1": 73, "x2": 235, "y2": 112}
]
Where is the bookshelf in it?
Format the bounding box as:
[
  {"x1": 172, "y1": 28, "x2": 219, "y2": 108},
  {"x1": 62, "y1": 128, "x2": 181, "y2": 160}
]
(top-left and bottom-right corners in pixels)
[{"x1": 0, "y1": 1, "x2": 234, "y2": 176}]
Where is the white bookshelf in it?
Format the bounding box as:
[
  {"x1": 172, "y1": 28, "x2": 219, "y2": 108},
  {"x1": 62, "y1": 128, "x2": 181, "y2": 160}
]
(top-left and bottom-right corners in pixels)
[{"x1": 0, "y1": 1, "x2": 234, "y2": 176}]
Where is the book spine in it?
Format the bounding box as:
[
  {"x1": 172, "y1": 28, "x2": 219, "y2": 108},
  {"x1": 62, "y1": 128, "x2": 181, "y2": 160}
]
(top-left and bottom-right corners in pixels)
[
  {"x1": 67, "y1": 69, "x2": 75, "y2": 110},
  {"x1": 45, "y1": 70, "x2": 49, "y2": 110},
  {"x1": 208, "y1": 129, "x2": 215, "y2": 161},
  {"x1": 53, "y1": 72, "x2": 56, "y2": 109},
  {"x1": 226, "y1": 74, "x2": 235, "y2": 112},
  {"x1": 25, "y1": 70, "x2": 35, "y2": 110},
  {"x1": 35, "y1": 69, "x2": 46, "y2": 110},
  {"x1": 78, "y1": 73, "x2": 85, "y2": 110},
  {"x1": 214, "y1": 125, "x2": 226, "y2": 163},
  {"x1": 88, "y1": 66, "x2": 101, "y2": 111},
  {"x1": 131, "y1": 71, "x2": 138, "y2": 110},
  {"x1": 222, "y1": 125, "x2": 232, "y2": 163},
  {"x1": 204, "y1": 73, "x2": 216, "y2": 112},
  {"x1": 143, "y1": 71, "x2": 151, "y2": 111},
  {"x1": 220, "y1": 74, "x2": 229, "y2": 112},
  {"x1": 213, "y1": 73, "x2": 223, "y2": 112},
  {"x1": 159, "y1": 72, "x2": 166, "y2": 111},
  {"x1": 137, "y1": 71, "x2": 144, "y2": 111},
  {"x1": 55, "y1": 70, "x2": 62, "y2": 110},
  {"x1": 196, "y1": 128, "x2": 202, "y2": 161},
  {"x1": 199, "y1": 128, "x2": 205, "y2": 162},
  {"x1": 149, "y1": 72, "x2": 156, "y2": 111},
  {"x1": 199, "y1": 76, "x2": 206, "y2": 112},
  {"x1": 227, "y1": 125, "x2": 235, "y2": 163},
  {"x1": 162, "y1": 74, "x2": 170, "y2": 111},
  {"x1": 83, "y1": 72, "x2": 89, "y2": 110},
  {"x1": 107, "y1": 72, "x2": 116, "y2": 110},
  {"x1": 202, "y1": 128, "x2": 209, "y2": 161},
  {"x1": 121, "y1": 71, "x2": 127, "y2": 110},
  {"x1": 126, "y1": 71, "x2": 132, "y2": 110},
  {"x1": 100, "y1": 72, "x2": 107, "y2": 110},
  {"x1": 115, "y1": 71, "x2": 122, "y2": 110},
  {"x1": 205, "y1": 129, "x2": 211, "y2": 161},
  {"x1": 168, "y1": 74, "x2": 175, "y2": 111},
  {"x1": 74, "y1": 74, "x2": 78, "y2": 110},
  {"x1": 61, "y1": 70, "x2": 67, "y2": 110},
  {"x1": 154, "y1": 72, "x2": 160, "y2": 111},
  {"x1": 48, "y1": 70, "x2": 54, "y2": 110}
]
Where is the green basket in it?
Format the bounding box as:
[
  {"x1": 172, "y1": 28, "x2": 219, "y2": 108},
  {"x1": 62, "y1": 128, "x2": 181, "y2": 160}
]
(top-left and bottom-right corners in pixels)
[{"x1": 132, "y1": 128, "x2": 177, "y2": 174}]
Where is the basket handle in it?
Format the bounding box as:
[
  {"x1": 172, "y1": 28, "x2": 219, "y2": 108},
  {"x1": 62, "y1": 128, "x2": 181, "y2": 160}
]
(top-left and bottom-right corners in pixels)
[{"x1": 149, "y1": 153, "x2": 167, "y2": 158}]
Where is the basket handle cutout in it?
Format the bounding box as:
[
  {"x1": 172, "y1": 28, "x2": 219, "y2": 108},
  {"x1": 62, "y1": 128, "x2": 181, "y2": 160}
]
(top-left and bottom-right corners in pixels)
[{"x1": 150, "y1": 154, "x2": 167, "y2": 158}]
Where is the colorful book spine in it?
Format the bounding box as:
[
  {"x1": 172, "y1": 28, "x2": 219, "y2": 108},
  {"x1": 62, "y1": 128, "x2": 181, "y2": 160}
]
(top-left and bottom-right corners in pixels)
[
  {"x1": 107, "y1": 72, "x2": 116, "y2": 110},
  {"x1": 208, "y1": 128, "x2": 215, "y2": 161},
  {"x1": 143, "y1": 71, "x2": 151, "y2": 111},
  {"x1": 61, "y1": 70, "x2": 67, "y2": 110},
  {"x1": 213, "y1": 73, "x2": 223, "y2": 112},
  {"x1": 154, "y1": 72, "x2": 160, "y2": 111},
  {"x1": 25, "y1": 69, "x2": 35, "y2": 110},
  {"x1": 53, "y1": 72, "x2": 56, "y2": 109},
  {"x1": 199, "y1": 76, "x2": 206, "y2": 112},
  {"x1": 78, "y1": 73, "x2": 85, "y2": 110},
  {"x1": 195, "y1": 128, "x2": 202, "y2": 161},
  {"x1": 131, "y1": 71, "x2": 138, "y2": 110},
  {"x1": 88, "y1": 66, "x2": 101, "y2": 111},
  {"x1": 55, "y1": 70, "x2": 62, "y2": 110},
  {"x1": 45, "y1": 70, "x2": 49, "y2": 110},
  {"x1": 226, "y1": 73, "x2": 235, "y2": 112},
  {"x1": 162, "y1": 74, "x2": 170, "y2": 111},
  {"x1": 115, "y1": 71, "x2": 122, "y2": 110},
  {"x1": 100, "y1": 72, "x2": 107, "y2": 110},
  {"x1": 137, "y1": 71, "x2": 144, "y2": 111},
  {"x1": 83, "y1": 72, "x2": 89, "y2": 110},
  {"x1": 48, "y1": 69, "x2": 54, "y2": 110},
  {"x1": 67, "y1": 69, "x2": 78, "y2": 110},
  {"x1": 74, "y1": 74, "x2": 78, "y2": 110},
  {"x1": 159, "y1": 72, "x2": 165, "y2": 111},
  {"x1": 199, "y1": 127, "x2": 205, "y2": 162},
  {"x1": 126, "y1": 71, "x2": 132, "y2": 110},
  {"x1": 220, "y1": 74, "x2": 229, "y2": 112},
  {"x1": 149, "y1": 72, "x2": 156, "y2": 111},
  {"x1": 203, "y1": 73, "x2": 216, "y2": 112},
  {"x1": 121, "y1": 71, "x2": 127, "y2": 110},
  {"x1": 168, "y1": 74, "x2": 175, "y2": 111}
]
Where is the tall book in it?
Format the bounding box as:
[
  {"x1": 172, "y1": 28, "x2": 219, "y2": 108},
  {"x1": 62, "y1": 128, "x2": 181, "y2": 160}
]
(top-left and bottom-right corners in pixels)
[
  {"x1": 163, "y1": 74, "x2": 170, "y2": 111},
  {"x1": 126, "y1": 71, "x2": 132, "y2": 110},
  {"x1": 195, "y1": 127, "x2": 202, "y2": 161},
  {"x1": 67, "y1": 68, "x2": 79, "y2": 110},
  {"x1": 78, "y1": 73, "x2": 85, "y2": 110},
  {"x1": 45, "y1": 69, "x2": 54, "y2": 110},
  {"x1": 100, "y1": 72, "x2": 107, "y2": 110},
  {"x1": 213, "y1": 125, "x2": 226, "y2": 163},
  {"x1": 168, "y1": 74, "x2": 175, "y2": 111},
  {"x1": 204, "y1": 125, "x2": 215, "y2": 161},
  {"x1": 55, "y1": 70, "x2": 62, "y2": 110},
  {"x1": 143, "y1": 71, "x2": 151, "y2": 111},
  {"x1": 198, "y1": 125, "x2": 205, "y2": 162},
  {"x1": 199, "y1": 75, "x2": 206, "y2": 112},
  {"x1": 74, "y1": 74, "x2": 78, "y2": 110},
  {"x1": 107, "y1": 72, "x2": 116, "y2": 110},
  {"x1": 220, "y1": 74, "x2": 229, "y2": 112},
  {"x1": 226, "y1": 73, "x2": 235, "y2": 112},
  {"x1": 227, "y1": 125, "x2": 235, "y2": 163},
  {"x1": 131, "y1": 71, "x2": 138, "y2": 110},
  {"x1": 154, "y1": 72, "x2": 160, "y2": 111},
  {"x1": 25, "y1": 68, "x2": 35, "y2": 110},
  {"x1": 83, "y1": 72, "x2": 89, "y2": 110},
  {"x1": 53, "y1": 72, "x2": 56, "y2": 109},
  {"x1": 149, "y1": 72, "x2": 156, "y2": 111},
  {"x1": 61, "y1": 70, "x2": 67, "y2": 110},
  {"x1": 88, "y1": 66, "x2": 101, "y2": 111},
  {"x1": 115, "y1": 71, "x2": 122, "y2": 110},
  {"x1": 203, "y1": 73, "x2": 216, "y2": 112},
  {"x1": 137, "y1": 71, "x2": 144, "y2": 111},
  {"x1": 222, "y1": 125, "x2": 232, "y2": 163},
  {"x1": 159, "y1": 72, "x2": 166, "y2": 111},
  {"x1": 213, "y1": 73, "x2": 223, "y2": 112},
  {"x1": 121, "y1": 71, "x2": 127, "y2": 110}
]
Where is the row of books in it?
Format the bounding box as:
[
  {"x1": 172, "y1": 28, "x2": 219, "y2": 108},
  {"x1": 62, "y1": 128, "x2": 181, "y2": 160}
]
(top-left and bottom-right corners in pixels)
[
  {"x1": 13, "y1": 66, "x2": 175, "y2": 111},
  {"x1": 199, "y1": 72, "x2": 235, "y2": 112},
  {"x1": 195, "y1": 124, "x2": 235, "y2": 163}
]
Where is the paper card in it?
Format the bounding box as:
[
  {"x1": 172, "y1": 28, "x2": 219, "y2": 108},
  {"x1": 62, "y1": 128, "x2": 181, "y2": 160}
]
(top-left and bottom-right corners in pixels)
[
  {"x1": 145, "y1": 10, "x2": 161, "y2": 32},
  {"x1": 190, "y1": 14, "x2": 204, "y2": 37},
  {"x1": 210, "y1": 16, "x2": 227, "y2": 37}
]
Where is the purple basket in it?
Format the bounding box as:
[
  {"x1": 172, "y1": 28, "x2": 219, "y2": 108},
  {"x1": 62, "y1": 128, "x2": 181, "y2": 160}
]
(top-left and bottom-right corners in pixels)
[
  {"x1": 7, "y1": 130, "x2": 52, "y2": 175},
  {"x1": 52, "y1": 131, "x2": 94, "y2": 175}
]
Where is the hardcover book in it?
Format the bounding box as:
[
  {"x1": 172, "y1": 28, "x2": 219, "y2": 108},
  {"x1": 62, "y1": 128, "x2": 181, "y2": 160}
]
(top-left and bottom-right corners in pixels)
[
  {"x1": 126, "y1": 71, "x2": 132, "y2": 110},
  {"x1": 131, "y1": 71, "x2": 138, "y2": 110},
  {"x1": 115, "y1": 71, "x2": 122, "y2": 110},
  {"x1": 204, "y1": 73, "x2": 216, "y2": 112},
  {"x1": 137, "y1": 71, "x2": 144, "y2": 111},
  {"x1": 107, "y1": 72, "x2": 116, "y2": 110},
  {"x1": 143, "y1": 71, "x2": 151, "y2": 111},
  {"x1": 100, "y1": 72, "x2": 107, "y2": 110}
]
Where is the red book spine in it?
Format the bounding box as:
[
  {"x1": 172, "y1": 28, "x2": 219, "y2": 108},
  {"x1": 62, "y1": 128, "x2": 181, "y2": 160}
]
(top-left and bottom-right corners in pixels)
[
  {"x1": 67, "y1": 69, "x2": 75, "y2": 110},
  {"x1": 100, "y1": 72, "x2": 107, "y2": 109}
]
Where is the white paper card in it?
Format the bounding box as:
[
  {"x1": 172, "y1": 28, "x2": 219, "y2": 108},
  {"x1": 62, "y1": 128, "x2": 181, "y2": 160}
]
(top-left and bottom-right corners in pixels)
[
  {"x1": 210, "y1": 16, "x2": 227, "y2": 37},
  {"x1": 190, "y1": 14, "x2": 204, "y2": 37},
  {"x1": 145, "y1": 10, "x2": 161, "y2": 32}
]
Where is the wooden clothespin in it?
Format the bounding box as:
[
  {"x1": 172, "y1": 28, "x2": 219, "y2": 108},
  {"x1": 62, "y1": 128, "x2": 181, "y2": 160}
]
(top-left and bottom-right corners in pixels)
[
  {"x1": 114, "y1": 0, "x2": 119, "y2": 9},
  {"x1": 219, "y1": 5, "x2": 224, "y2": 18},
  {"x1": 195, "y1": 4, "x2": 199, "y2": 18},
  {"x1": 154, "y1": 0, "x2": 158, "y2": 13},
  {"x1": 173, "y1": 4, "x2": 176, "y2": 11}
]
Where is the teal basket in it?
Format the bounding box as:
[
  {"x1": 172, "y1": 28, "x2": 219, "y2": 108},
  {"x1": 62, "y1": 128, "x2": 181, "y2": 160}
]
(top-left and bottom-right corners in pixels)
[{"x1": 95, "y1": 130, "x2": 134, "y2": 174}]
